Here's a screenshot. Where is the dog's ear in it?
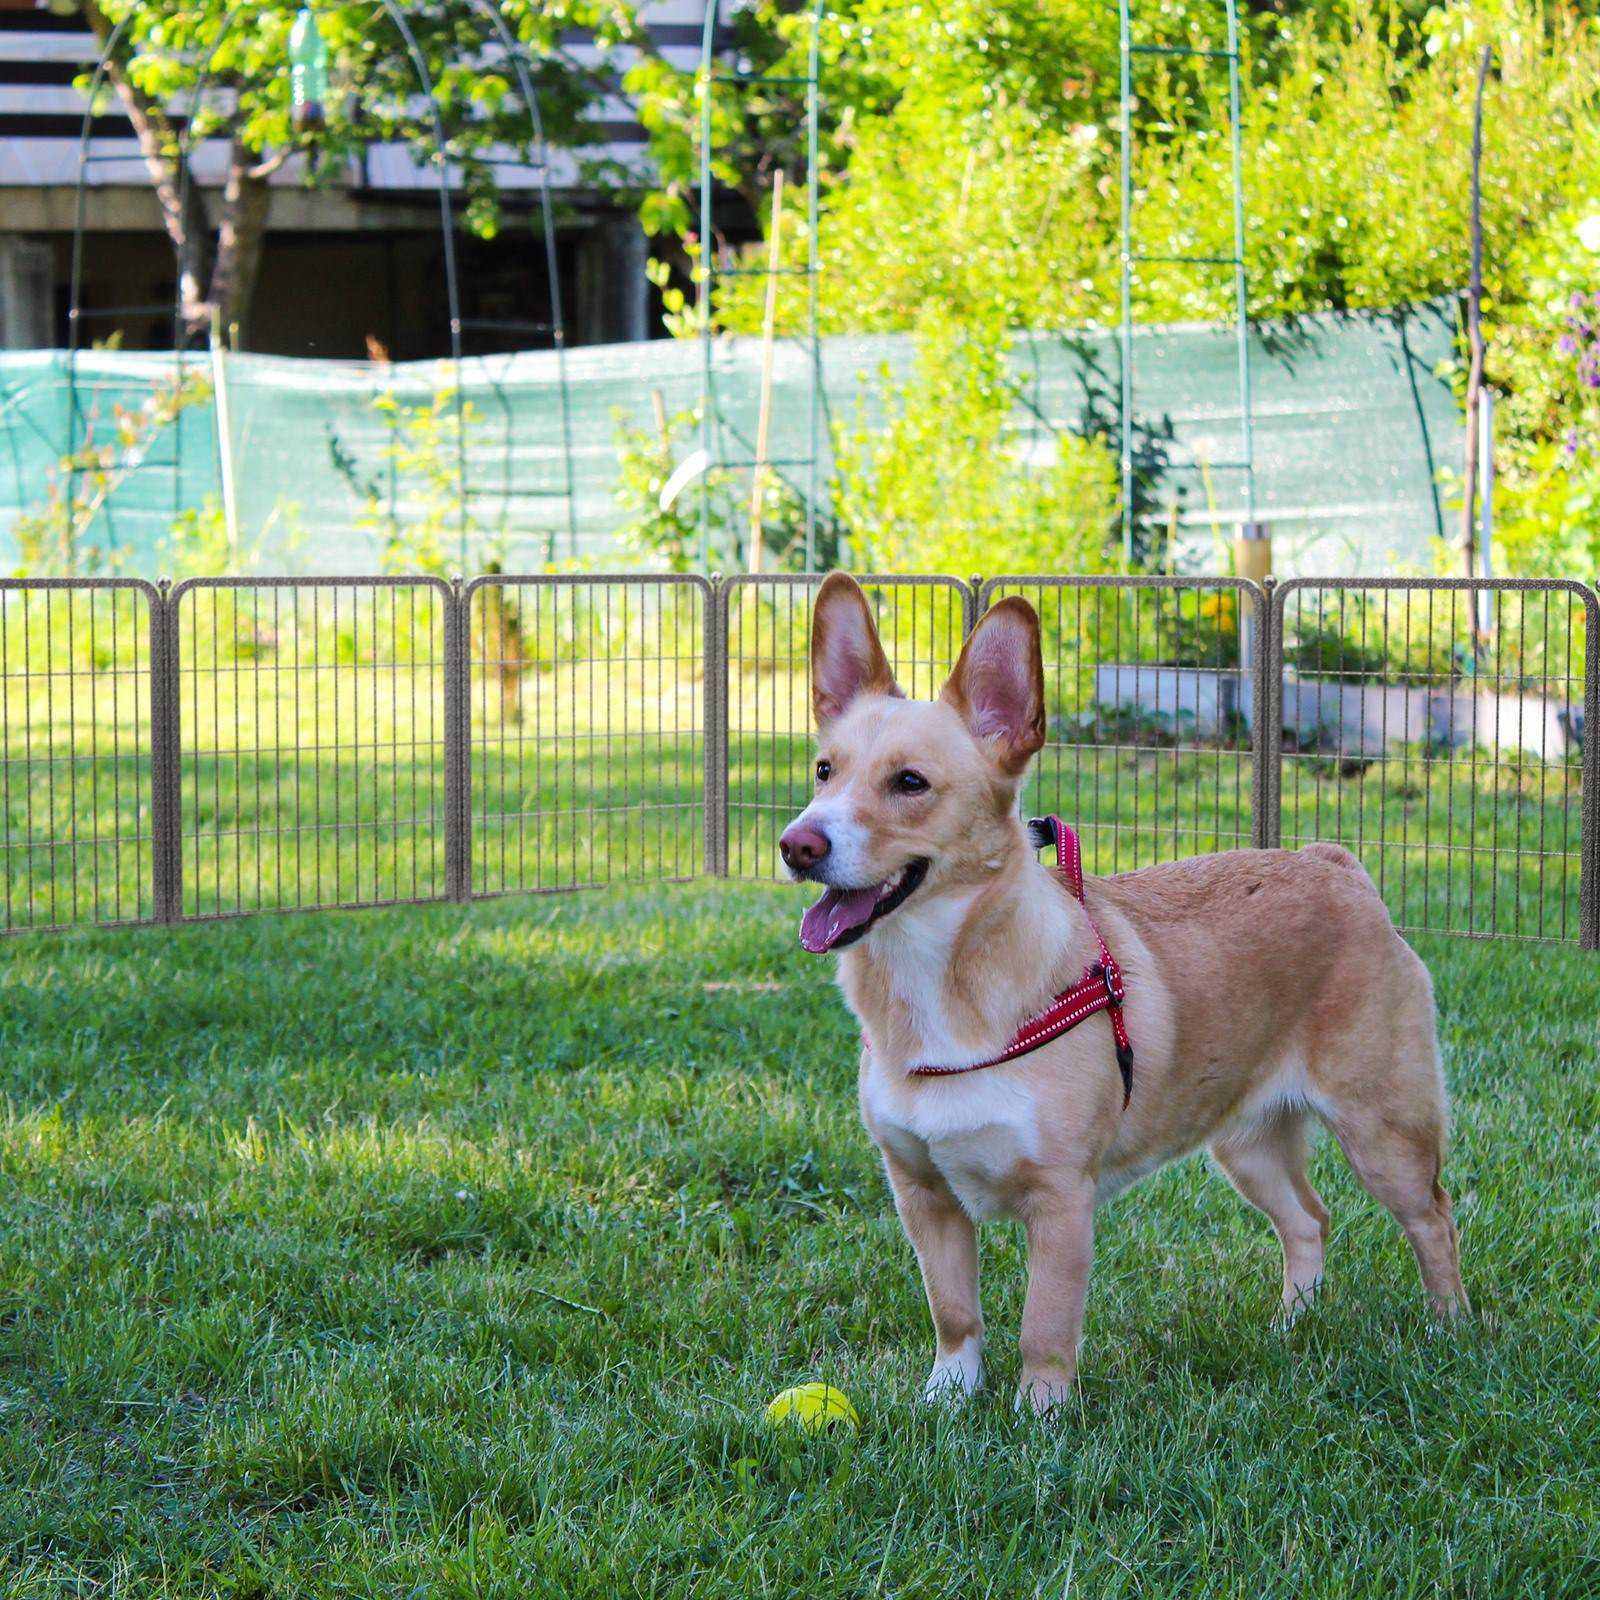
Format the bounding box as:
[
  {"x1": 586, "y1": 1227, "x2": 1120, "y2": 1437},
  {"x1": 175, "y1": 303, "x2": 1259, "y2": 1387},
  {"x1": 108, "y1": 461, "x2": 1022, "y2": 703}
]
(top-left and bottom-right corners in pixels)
[
  {"x1": 940, "y1": 597, "x2": 1046, "y2": 776},
  {"x1": 811, "y1": 572, "x2": 901, "y2": 726}
]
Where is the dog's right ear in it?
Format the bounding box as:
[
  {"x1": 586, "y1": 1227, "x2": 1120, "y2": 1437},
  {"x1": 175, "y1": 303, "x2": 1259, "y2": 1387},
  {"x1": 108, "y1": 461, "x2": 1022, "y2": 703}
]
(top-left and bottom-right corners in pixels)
[{"x1": 811, "y1": 572, "x2": 901, "y2": 726}]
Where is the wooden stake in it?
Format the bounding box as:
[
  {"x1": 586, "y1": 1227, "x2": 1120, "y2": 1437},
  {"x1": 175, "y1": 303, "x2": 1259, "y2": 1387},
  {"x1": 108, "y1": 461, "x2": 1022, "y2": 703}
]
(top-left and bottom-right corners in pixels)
[
  {"x1": 748, "y1": 170, "x2": 785, "y2": 574},
  {"x1": 209, "y1": 305, "x2": 240, "y2": 560}
]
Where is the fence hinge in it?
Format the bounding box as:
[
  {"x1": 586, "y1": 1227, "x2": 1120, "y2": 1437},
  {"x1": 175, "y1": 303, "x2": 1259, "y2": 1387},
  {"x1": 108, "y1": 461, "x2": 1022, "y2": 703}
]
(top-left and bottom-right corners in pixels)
[
  {"x1": 444, "y1": 575, "x2": 471, "y2": 903},
  {"x1": 149, "y1": 576, "x2": 183, "y2": 924},
  {"x1": 704, "y1": 575, "x2": 730, "y2": 877},
  {"x1": 1253, "y1": 576, "x2": 1280, "y2": 851}
]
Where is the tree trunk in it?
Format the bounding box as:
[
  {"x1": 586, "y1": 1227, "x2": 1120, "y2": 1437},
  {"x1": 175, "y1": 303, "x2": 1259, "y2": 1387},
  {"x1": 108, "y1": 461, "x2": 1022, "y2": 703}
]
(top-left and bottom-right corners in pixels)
[
  {"x1": 80, "y1": 0, "x2": 211, "y2": 330},
  {"x1": 80, "y1": 4, "x2": 278, "y2": 345},
  {"x1": 209, "y1": 141, "x2": 274, "y2": 344}
]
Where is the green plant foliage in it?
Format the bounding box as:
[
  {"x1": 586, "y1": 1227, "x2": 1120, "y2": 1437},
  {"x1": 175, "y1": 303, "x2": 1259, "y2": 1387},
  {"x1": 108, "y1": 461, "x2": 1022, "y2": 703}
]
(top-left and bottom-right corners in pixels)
[
  {"x1": 674, "y1": 1, "x2": 1600, "y2": 338},
  {"x1": 632, "y1": 0, "x2": 1600, "y2": 579},
  {"x1": 612, "y1": 403, "x2": 813, "y2": 573},
  {"x1": 1477, "y1": 204, "x2": 1600, "y2": 577},
  {"x1": 93, "y1": 0, "x2": 623, "y2": 224},
  {"x1": 830, "y1": 316, "x2": 1120, "y2": 574},
  {"x1": 327, "y1": 385, "x2": 505, "y2": 575},
  {"x1": 160, "y1": 494, "x2": 304, "y2": 579}
]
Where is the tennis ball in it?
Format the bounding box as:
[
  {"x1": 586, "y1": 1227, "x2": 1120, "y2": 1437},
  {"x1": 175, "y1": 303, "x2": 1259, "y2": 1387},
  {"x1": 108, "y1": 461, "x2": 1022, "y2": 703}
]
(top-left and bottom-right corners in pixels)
[{"x1": 764, "y1": 1382, "x2": 860, "y2": 1435}]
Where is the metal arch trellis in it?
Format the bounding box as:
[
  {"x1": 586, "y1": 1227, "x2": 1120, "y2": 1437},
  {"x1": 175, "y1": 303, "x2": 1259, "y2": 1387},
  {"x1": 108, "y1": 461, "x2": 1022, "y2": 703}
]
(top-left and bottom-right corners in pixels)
[
  {"x1": 66, "y1": 8, "x2": 190, "y2": 565},
  {"x1": 1118, "y1": 0, "x2": 1255, "y2": 564},
  {"x1": 696, "y1": 0, "x2": 824, "y2": 575},
  {"x1": 67, "y1": 0, "x2": 580, "y2": 572},
  {"x1": 454, "y1": 0, "x2": 580, "y2": 563}
]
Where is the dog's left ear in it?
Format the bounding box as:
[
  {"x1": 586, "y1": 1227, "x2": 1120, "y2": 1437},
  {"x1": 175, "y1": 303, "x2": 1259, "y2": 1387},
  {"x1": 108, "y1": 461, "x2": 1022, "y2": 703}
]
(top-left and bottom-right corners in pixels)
[
  {"x1": 940, "y1": 597, "x2": 1046, "y2": 777},
  {"x1": 811, "y1": 571, "x2": 902, "y2": 725}
]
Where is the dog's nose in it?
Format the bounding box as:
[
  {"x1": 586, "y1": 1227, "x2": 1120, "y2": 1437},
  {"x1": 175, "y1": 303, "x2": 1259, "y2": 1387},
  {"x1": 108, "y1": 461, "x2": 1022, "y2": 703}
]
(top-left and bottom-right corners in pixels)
[{"x1": 779, "y1": 823, "x2": 830, "y2": 873}]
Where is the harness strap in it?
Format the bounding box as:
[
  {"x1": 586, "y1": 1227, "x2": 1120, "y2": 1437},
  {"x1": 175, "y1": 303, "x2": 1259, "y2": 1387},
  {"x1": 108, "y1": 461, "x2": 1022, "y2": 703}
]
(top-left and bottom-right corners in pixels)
[{"x1": 906, "y1": 816, "x2": 1133, "y2": 1105}]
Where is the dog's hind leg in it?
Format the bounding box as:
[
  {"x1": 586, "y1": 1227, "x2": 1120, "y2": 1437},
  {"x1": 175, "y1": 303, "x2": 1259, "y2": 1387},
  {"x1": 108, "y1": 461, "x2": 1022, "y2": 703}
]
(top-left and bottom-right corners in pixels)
[
  {"x1": 1318, "y1": 1098, "x2": 1467, "y2": 1319},
  {"x1": 1313, "y1": 964, "x2": 1468, "y2": 1319},
  {"x1": 1212, "y1": 1110, "x2": 1329, "y2": 1322}
]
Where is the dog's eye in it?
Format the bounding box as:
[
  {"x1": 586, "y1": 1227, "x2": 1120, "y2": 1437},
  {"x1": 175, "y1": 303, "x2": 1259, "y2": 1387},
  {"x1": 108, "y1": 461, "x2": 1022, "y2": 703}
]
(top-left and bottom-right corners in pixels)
[
  {"x1": 815, "y1": 759, "x2": 831, "y2": 784},
  {"x1": 893, "y1": 769, "x2": 930, "y2": 794}
]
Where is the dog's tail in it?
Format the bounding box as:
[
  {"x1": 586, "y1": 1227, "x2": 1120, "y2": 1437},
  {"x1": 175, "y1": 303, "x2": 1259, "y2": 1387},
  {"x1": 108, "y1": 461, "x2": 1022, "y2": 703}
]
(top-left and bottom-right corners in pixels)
[{"x1": 1300, "y1": 841, "x2": 1367, "y2": 874}]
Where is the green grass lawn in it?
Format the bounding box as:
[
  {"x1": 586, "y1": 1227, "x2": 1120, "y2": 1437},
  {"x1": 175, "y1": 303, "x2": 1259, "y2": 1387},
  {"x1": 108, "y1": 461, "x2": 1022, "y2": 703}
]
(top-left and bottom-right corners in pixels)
[{"x1": 1, "y1": 883, "x2": 1597, "y2": 1596}]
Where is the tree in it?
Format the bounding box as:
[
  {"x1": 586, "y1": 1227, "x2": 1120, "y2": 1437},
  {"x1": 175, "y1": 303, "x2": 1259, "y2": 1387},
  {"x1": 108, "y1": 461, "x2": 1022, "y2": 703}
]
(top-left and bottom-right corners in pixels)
[
  {"x1": 629, "y1": 0, "x2": 1600, "y2": 336},
  {"x1": 78, "y1": 0, "x2": 641, "y2": 342}
]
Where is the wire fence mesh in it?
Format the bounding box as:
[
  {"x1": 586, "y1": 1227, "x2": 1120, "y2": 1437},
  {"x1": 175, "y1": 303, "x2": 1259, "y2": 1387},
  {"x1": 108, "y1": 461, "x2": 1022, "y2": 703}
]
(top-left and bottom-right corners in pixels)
[
  {"x1": 171, "y1": 577, "x2": 453, "y2": 919},
  {"x1": 1267, "y1": 578, "x2": 1598, "y2": 943},
  {"x1": 466, "y1": 575, "x2": 709, "y2": 895},
  {"x1": 980, "y1": 576, "x2": 1264, "y2": 874},
  {"x1": 0, "y1": 578, "x2": 159, "y2": 931},
  {"x1": 1, "y1": 570, "x2": 1594, "y2": 948}
]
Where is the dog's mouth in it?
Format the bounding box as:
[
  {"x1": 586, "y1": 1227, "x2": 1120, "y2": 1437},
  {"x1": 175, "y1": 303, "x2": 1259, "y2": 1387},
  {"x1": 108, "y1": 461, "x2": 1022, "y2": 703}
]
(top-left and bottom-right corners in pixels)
[{"x1": 798, "y1": 858, "x2": 929, "y2": 953}]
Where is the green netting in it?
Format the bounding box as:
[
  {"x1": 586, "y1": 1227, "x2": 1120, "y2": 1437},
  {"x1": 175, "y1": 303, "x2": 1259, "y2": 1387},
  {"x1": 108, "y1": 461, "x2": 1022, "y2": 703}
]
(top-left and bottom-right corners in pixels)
[{"x1": 0, "y1": 301, "x2": 1458, "y2": 576}]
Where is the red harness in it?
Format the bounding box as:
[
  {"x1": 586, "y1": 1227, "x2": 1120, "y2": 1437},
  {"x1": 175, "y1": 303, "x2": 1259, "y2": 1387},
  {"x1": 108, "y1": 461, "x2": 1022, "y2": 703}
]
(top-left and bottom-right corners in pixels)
[{"x1": 907, "y1": 816, "x2": 1134, "y2": 1105}]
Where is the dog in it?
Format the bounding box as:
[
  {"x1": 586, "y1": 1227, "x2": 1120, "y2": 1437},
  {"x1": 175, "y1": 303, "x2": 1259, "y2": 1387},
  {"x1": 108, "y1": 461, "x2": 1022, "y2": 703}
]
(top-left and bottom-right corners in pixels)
[{"x1": 779, "y1": 573, "x2": 1467, "y2": 1414}]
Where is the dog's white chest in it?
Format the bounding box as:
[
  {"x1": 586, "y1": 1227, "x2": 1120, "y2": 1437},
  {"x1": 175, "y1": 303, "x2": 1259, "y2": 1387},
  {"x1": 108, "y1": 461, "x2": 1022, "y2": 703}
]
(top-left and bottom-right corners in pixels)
[{"x1": 863, "y1": 1065, "x2": 1039, "y2": 1222}]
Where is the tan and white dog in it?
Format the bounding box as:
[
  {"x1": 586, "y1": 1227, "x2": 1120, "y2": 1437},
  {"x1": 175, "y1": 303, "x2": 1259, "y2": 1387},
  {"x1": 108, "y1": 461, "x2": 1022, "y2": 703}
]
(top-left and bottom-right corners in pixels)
[{"x1": 780, "y1": 573, "x2": 1467, "y2": 1414}]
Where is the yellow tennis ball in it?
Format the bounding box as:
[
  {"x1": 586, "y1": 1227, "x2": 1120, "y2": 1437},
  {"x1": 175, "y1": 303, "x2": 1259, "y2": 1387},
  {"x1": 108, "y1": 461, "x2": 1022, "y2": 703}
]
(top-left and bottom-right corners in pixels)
[{"x1": 764, "y1": 1382, "x2": 860, "y2": 1435}]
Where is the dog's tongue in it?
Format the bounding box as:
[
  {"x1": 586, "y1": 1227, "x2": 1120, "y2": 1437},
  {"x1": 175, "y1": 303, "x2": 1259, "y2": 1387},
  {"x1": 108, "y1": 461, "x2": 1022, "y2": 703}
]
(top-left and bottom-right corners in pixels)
[{"x1": 799, "y1": 884, "x2": 881, "y2": 953}]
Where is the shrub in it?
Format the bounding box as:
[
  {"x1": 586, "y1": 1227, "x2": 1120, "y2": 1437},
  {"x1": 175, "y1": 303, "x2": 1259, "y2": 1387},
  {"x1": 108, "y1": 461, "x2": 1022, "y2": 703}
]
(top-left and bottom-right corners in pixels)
[{"x1": 829, "y1": 315, "x2": 1120, "y2": 575}]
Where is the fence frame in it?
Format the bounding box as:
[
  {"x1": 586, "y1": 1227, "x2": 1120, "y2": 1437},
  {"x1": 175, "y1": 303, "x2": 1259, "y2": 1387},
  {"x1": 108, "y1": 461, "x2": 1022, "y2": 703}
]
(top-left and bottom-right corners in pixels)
[
  {"x1": 461, "y1": 569, "x2": 715, "y2": 897},
  {"x1": 2, "y1": 569, "x2": 1596, "y2": 948},
  {"x1": 165, "y1": 572, "x2": 459, "y2": 922},
  {"x1": 0, "y1": 574, "x2": 166, "y2": 931}
]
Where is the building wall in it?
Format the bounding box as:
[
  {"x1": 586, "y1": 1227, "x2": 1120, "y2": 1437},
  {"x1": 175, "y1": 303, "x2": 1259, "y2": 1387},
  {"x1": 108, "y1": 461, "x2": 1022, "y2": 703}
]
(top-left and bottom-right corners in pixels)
[{"x1": 0, "y1": 0, "x2": 710, "y2": 355}]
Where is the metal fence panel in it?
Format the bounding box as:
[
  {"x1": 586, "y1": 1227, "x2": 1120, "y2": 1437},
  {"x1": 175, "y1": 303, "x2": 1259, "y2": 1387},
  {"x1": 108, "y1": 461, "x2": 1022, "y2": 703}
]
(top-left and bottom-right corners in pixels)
[
  {"x1": 464, "y1": 574, "x2": 709, "y2": 895},
  {"x1": 0, "y1": 578, "x2": 161, "y2": 933},
  {"x1": 170, "y1": 576, "x2": 453, "y2": 919},
  {"x1": 1269, "y1": 578, "x2": 1596, "y2": 943},
  {"x1": 723, "y1": 574, "x2": 973, "y2": 880},
  {"x1": 4, "y1": 568, "x2": 1597, "y2": 950},
  {"x1": 980, "y1": 575, "x2": 1265, "y2": 873}
]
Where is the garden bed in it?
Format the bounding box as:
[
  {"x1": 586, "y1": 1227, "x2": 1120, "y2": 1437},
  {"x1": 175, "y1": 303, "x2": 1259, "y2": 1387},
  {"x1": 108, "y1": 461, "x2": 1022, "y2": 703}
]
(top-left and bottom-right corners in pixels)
[{"x1": 1092, "y1": 664, "x2": 1580, "y2": 758}]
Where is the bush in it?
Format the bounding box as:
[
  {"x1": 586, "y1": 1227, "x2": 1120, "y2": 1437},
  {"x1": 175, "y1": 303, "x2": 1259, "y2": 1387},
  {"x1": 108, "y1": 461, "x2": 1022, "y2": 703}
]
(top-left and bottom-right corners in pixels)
[{"x1": 830, "y1": 315, "x2": 1120, "y2": 575}]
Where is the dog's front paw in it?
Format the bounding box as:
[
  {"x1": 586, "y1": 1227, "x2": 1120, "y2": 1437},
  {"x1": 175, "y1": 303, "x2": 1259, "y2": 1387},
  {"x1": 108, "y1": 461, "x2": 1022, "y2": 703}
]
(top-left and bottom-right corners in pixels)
[
  {"x1": 1015, "y1": 1368, "x2": 1076, "y2": 1419},
  {"x1": 1272, "y1": 1275, "x2": 1325, "y2": 1330},
  {"x1": 922, "y1": 1338, "x2": 983, "y2": 1403}
]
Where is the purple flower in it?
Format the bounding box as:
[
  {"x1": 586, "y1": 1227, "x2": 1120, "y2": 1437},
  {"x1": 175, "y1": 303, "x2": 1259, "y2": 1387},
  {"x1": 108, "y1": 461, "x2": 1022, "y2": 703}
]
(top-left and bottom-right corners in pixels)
[{"x1": 1559, "y1": 334, "x2": 1578, "y2": 353}]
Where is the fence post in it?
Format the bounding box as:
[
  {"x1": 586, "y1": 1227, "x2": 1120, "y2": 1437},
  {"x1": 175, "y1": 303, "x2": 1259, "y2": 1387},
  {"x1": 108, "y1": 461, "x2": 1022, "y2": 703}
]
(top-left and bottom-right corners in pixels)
[
  {"x1": 1255, "y1": 575, "x2": 1281, "y2": 849},
  {"x1": 444, "y1": 575, "x2": 470, "y2": 903},
  {"x1": 704, "y1": 575, "x2": 729, "y2": 876},
  {"x1": 965, "y1": 576, "x2": 984, "y2": 634},
  {"x1": 1582, "y1": 583, "x2": 1599, "y2": 949},
  {"x1": 149, "y1": 577, "x2": 182, "y2": 923}
]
